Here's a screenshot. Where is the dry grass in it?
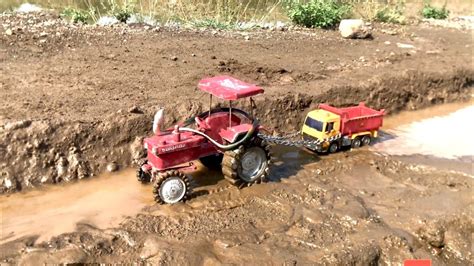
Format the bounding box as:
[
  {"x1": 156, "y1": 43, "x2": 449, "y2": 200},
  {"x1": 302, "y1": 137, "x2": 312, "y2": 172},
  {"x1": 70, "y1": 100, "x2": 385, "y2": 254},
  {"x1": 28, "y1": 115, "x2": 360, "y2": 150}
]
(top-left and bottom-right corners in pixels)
[
  {"x1": 1, "y1": 0, "x2": 471, "y2": 24},
  {"x1": 1, "y1": 0, "x2": 286, "y2": 23}
]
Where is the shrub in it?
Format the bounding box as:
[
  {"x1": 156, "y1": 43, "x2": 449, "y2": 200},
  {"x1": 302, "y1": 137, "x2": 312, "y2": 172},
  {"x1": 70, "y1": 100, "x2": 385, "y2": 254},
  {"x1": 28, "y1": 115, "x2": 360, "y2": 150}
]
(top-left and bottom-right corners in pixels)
[
  {"x1": 286, "y1": 0, "x2": 351, "y2": 28},
  {"x1": 422, "y1": 4, "x2": 449, "y2": 19},
  {"x1": 61, "y1": 7, "x2": 90, "y2": 24},
  {"x1": 107, "y1": 0, "x2": 135, "y2": 23}
]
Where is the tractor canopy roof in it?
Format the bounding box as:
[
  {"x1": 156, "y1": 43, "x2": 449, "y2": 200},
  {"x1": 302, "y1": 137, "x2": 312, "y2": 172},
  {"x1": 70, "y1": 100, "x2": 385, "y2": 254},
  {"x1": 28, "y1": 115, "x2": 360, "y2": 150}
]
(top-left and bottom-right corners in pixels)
[{"x1": 198, "y1": 75, "x2": 264, "y2": 100}]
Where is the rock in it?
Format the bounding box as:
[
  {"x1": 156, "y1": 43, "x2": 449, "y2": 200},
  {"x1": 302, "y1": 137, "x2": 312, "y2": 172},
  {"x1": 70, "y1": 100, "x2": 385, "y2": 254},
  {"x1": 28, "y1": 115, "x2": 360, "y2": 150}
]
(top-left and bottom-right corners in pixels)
[
  {"x1": 128, "y1": 106, "x2": 143, "y2": 114},
  {"x1": 39, "y1": 32, "x2": 48, "y2": 37},
  {"x1": 140, "y1": 237, "x2": 166, "y2": 259},
  {"x1": 16, "y1": 3, "x2": 43, "y2": 13},
  {"x1": 4, "y1": 120, "x2": 31, "y2": 131},
  {"x1": 384, "y1": 41, "x2": 391, "y2": 45},
  {"x1": 244, "y1": 35, "x2": 250, "y2": 41},
  {"x1": 396, "y1": 43, "x2": 416, "y2": 49},
  {"x1": 275, "y1": 21, "x2": 287, "y2": 31},
  {"x1": 3, "y1": 177, "x2": 13, "y2": 189},
  {"x1": 170, "y1": 56, "x2": 178, "y2": 61},
  {"x1": 214, "y1": 239, "x2": 236, "y2": 249},
  {"x1": 417, "y1": 221, "x2": 445, "y2": 248},
  {"x1": 280, "y1": 75, "x2": 295, "y2": 84},
  {"x1": 381, "y1": 29, "x2": 398, "y2": 35},
  {"x1": 97, "y1": 16, "x2": 119, "y2": 26},
  {"x1": 5, "y1": 29, "x2": 13, "y2": 35},
  {"x1": 339, "y1": 19, "x2": 372, "y2": 39},
  {"x1": 106, "y1": 162, "x2": 119, "y2": 172},
  {"x1": 210, "y1": 55, "x2": 217, "y2": 60}
]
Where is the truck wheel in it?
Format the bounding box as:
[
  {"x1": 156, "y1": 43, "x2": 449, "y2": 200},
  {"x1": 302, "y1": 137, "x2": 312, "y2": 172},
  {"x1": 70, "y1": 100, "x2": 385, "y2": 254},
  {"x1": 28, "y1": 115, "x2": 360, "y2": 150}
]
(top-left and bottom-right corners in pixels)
[
  {"x1": 222, "y1": 137, "x2": 271, "y2": 188},
  {"x1": 361, "y1": 135, "x2": 372, "y2": 146},
  {"x1": 351, "y1": 138, "x2": 362, "y2": 149},
  {"x1": 137, "y1": 159, "x2": 151, "y2": 183},
  {"x1": 152, "y1": 170, "x2": 192, "y2": 204},
  {"x1": 199, "y1": 154, "x2": 224, "y2": 169},
  {"x1": 328, "y1": 142, "x2": 339, "y2": 153}
]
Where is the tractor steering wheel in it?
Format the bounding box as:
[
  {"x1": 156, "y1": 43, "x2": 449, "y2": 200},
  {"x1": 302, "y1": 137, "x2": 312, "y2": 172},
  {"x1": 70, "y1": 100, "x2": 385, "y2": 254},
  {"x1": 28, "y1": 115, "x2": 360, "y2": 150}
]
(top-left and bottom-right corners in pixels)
[{"x1": 195, "y1": 117, "x2": 208, "y2": 130}]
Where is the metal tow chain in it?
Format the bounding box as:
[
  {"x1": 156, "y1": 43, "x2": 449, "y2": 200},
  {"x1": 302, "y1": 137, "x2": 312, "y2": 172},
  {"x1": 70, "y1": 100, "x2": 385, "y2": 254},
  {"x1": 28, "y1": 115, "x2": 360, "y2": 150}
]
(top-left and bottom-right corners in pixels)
[{"x1": 257, "y1": 132, "x2": 342, "y2": 150}]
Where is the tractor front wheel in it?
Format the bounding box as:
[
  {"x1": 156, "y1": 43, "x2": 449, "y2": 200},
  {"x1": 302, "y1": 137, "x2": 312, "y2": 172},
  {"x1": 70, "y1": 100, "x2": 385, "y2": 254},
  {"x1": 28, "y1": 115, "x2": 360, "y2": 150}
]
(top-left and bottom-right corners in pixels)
[
  {"x1": 137, "y1": 160, "x2": 151, "y2": 183},
  {"x1": 222, "y1": 138, "x2": 271, "y2": 188},
  {"x1": 152, "y1": 170, "x2": 193, "y2": 204}
]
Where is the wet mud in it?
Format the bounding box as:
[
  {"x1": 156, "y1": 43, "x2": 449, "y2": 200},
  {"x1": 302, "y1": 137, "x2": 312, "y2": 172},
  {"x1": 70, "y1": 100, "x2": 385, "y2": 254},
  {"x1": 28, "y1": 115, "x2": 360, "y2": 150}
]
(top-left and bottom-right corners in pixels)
[
  {"x1": 2, "y1": 103, "x2": 473, "y2": 264},
  {"x1": 1, "y1": 11, "x2": 473, "y2": 265}
]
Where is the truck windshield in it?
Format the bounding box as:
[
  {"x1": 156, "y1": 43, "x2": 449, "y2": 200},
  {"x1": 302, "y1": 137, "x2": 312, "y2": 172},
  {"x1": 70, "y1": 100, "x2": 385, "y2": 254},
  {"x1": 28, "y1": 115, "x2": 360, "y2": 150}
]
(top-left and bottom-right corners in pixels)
[{"x1": 305, "y1": 117, "x2": 324, "y2": 131}]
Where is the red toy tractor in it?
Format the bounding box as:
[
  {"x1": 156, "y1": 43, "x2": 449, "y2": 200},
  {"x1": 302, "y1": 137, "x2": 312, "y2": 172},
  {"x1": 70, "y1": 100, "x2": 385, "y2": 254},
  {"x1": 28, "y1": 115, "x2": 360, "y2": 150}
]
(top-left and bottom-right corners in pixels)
[{"x1": 137, "y1": 76, "x2": 272, "y2": 204}]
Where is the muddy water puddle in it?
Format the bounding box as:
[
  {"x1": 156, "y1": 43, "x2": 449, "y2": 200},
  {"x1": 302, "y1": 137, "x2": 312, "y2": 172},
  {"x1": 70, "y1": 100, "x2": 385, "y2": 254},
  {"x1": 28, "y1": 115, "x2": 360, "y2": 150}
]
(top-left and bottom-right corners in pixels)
[
  {"x1": 374, "y1": 101, "x2": 473, "y2": 162},
  {"x1": 1, "y1": 101, "x2": 472, "y2": 245},
  {"x1": 0, "y1": 169, "x2": 153, "y2": 244}
]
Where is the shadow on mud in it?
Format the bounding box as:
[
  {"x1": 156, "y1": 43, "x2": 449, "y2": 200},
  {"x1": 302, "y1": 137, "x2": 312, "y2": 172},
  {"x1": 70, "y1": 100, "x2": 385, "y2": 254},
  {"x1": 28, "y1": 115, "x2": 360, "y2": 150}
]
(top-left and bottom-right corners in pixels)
[{"x1": 190, "y1": 145, "x2": 320, "y2": 198}]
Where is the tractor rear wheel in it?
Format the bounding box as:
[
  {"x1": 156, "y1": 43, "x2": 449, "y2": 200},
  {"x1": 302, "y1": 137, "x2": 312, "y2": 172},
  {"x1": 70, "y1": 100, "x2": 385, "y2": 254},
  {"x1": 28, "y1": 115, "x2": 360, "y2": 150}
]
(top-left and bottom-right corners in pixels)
[
  {"x1": 222, "y1": 137, "x2": 271, "y2": 188},
  {"x1": 199, "y1": 154, "x2": 224, "y2": 169},
  {"x1": 152, "y1": 170, "x2": 193, "y2": 204}
]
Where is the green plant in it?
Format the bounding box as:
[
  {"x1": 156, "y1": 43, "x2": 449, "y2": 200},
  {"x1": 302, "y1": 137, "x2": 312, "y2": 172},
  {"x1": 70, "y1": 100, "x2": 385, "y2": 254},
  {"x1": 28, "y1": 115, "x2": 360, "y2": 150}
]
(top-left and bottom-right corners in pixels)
[
  {"x1": 107, "y1": 0, "x2": 136, "y2": 23},
  {"x1": 375, "y1": 3, "x2": 406, "y2": 24},
  {"x1": 61, "y1": 7, "x2": 90, "y2": 24},
  {"x1": 422, "y1": 3, "x2": 449, "y2": 19},
  {"x1": 285, "y1": 0, "x2": 351, "y2": 28}
]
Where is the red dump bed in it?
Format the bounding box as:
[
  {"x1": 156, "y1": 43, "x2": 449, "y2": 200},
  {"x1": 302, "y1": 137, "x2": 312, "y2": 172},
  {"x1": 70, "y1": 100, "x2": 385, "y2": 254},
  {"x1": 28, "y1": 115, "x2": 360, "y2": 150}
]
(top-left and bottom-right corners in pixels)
[{"x1": 319, "y1": 102, "x2": 385, "y2": 136}]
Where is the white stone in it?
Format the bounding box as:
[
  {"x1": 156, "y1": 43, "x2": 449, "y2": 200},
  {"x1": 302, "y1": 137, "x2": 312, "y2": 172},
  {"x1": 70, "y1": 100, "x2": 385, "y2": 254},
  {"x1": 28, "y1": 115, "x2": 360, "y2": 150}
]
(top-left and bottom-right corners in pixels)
[
  {"x1": 3, "y1": 178, "x2": 12, "y2": 188},
  {"x1": 16, "y1": 3, "x2": 43, "y2": 13},
  {"x1": 106, "y1": 162, "x2": 118, "y2": 172},
  {"x1": 339, "y1": 19, "x2": 371, "y2": 39},
  {"x1": 96, "y1": 16, "x2": 119, "y2": 26},
  {"x1": 396, "y1": 43, "x2": 416, "y2": 49}
]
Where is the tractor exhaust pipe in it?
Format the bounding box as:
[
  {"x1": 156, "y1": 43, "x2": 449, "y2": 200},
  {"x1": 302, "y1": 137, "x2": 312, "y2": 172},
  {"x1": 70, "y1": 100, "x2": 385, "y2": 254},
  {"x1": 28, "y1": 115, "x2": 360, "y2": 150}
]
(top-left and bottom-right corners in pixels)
[{"x1": 153, "y1": 108, "x2": 165, "y2": 135}]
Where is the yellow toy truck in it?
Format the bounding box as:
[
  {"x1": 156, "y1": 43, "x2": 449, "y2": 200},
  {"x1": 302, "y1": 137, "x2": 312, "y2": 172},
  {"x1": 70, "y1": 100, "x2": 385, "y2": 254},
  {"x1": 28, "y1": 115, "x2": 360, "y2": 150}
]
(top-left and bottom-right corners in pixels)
[{"x1": 301, "y1": 103, "x2": 385, "y2": 153}]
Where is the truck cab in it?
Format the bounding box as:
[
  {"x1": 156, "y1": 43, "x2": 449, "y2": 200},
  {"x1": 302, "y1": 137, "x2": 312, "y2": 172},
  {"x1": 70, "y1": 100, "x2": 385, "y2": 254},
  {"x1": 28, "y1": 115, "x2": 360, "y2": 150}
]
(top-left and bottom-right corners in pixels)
[{"x1": 302, "y1": 109, "x2": 341, "y2": 141}]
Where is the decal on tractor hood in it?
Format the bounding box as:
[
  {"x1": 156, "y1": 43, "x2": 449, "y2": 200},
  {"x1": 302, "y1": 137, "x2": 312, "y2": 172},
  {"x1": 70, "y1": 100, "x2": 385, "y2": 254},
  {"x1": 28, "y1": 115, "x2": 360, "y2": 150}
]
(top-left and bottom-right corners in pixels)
[{"x1": 160, "y1": 143, "x2": 187, "y2": 153}]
